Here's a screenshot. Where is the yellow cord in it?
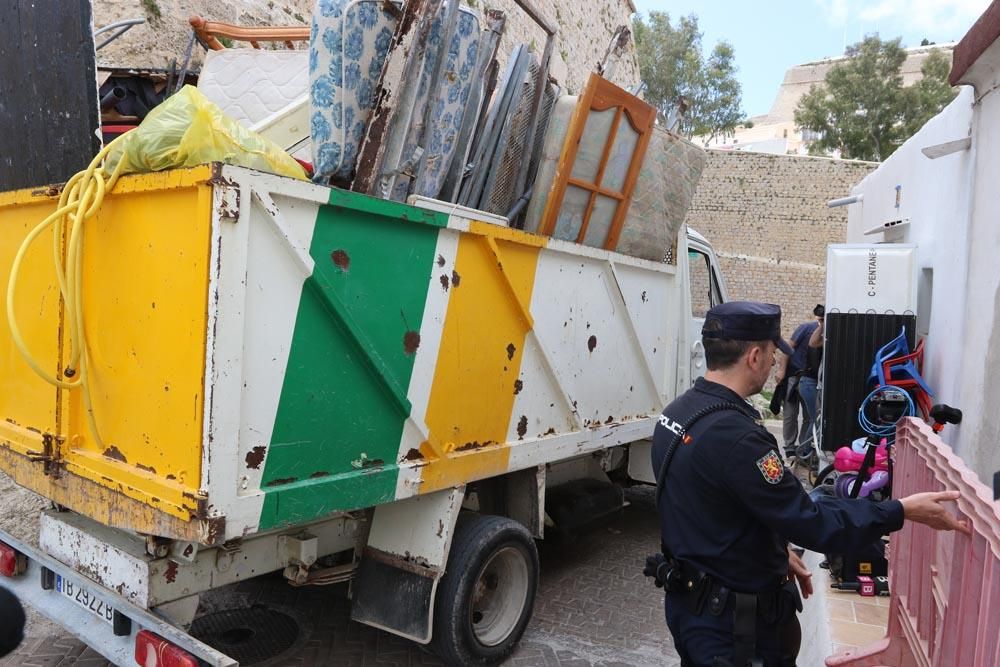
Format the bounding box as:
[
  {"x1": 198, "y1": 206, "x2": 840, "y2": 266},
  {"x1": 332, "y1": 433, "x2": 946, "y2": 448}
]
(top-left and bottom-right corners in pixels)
[{"x1": 6, "y1": 135, "x2": 128, "y2": 449}]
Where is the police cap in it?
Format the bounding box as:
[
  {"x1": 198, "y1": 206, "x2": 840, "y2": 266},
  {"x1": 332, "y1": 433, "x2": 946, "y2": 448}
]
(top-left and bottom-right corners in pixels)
[{"x1": 701, "y1": 301, "x2": 793, "y2": 355}]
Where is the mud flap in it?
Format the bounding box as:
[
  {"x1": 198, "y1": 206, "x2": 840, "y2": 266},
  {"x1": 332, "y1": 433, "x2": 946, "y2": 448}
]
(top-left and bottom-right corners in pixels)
[
  {"x1": 351, "y1": 548, "x2": 439, "y2": 642},
  {"x1": 350, "y1": 486, "x2": 465, "y2": 643}
]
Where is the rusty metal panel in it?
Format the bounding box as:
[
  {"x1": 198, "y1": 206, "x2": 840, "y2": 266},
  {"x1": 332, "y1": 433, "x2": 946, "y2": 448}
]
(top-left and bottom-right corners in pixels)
[{"x1": 0, "y1": 0, "x2": 101, "y2": 190}]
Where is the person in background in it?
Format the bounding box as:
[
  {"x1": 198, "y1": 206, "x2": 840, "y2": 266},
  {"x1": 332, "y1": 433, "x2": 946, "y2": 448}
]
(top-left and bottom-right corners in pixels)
[
  {"x1": 0, "y1": 586, "x2": 25, "y2": 658},
  {"x1": 794, "y1": 305, "x2": 825, "y2": 457},
  {"x1": 774, "y1": 306, "x2": 821, "y2": 459}
]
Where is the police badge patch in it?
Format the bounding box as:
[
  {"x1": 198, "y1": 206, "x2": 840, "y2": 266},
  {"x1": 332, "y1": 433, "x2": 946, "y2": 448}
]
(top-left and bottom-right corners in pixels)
[{"x1": 756, "y1": 451, "x2": 784, "y2": 484}]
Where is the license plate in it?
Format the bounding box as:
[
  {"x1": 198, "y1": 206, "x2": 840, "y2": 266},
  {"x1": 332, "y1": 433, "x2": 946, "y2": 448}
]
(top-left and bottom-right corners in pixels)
[{"x1": 55, "y1": 575, "x2": 114, "y2": 625}]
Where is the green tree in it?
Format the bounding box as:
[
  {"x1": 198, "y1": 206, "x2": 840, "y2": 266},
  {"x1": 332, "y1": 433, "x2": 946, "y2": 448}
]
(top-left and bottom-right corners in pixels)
[
  {"x1": 794, "y1": 37, "x2": 957, "y2": 161},
  {"x1": 696, "y1": 43, "x2": 745, "y2": 144},
  {"x1": 633, "y1": 11, "x2": 745, "y2": 141},
  {"x1": 903, "y1": 49, "x2": 956, "y2": 138}
]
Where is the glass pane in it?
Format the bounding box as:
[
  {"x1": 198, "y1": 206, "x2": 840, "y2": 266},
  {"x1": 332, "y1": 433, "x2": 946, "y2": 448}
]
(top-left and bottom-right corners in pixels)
[
  {"x1": 552, "y1": 185, "x2": 592, "y2": 242},
  {"x1": 688, "y1": 250, "x2": 713, "y2": 318},
  {"x1": 603, "y1": 117, "x2": 640, "y2": 193},
  {"x1": 569, "y1": 108, "x2": 616, "y2": 183},
  {"x1": 582, "y1": 195, "x2": 619, "y2": 248}
]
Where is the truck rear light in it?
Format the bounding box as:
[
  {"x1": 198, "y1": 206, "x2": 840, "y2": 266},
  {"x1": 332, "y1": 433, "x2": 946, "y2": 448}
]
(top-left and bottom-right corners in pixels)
[
  {"x1": 0, "y1": 541, "x2": 27, "y2": 577},
  {"x1": 134, "y1": 630, "x2": 198, "y2": 667}
]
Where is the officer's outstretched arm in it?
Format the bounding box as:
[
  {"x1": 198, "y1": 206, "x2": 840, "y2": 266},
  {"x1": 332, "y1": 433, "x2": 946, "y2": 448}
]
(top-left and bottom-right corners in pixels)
[
  {"x1": 899, "y1": 491, "x2": 969, "y2": 533},
  {"x1": 722, "y1": 430, "x2": 904, "y2": 554}
]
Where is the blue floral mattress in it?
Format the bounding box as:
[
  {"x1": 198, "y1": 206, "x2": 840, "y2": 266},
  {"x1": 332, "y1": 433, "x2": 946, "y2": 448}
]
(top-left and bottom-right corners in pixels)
[{"x1": 310, "y1": 0, "x2": 399, "y2": 182}]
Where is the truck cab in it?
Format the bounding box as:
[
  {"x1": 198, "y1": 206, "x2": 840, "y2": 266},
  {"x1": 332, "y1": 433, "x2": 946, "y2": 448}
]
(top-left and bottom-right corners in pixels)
[{"x1": 685, "y1": 227, "x2": 730, "y2": 382}]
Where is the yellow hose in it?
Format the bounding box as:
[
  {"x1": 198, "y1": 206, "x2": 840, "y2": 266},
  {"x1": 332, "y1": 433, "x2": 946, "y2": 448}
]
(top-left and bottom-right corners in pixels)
[{"x1": 6, "y1": 135, "x2": 128, "y2": 448}]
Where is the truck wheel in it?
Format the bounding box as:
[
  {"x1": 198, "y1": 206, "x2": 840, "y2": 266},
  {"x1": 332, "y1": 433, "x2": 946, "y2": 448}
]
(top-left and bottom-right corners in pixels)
[{"x1": 432, "y1": 514, "x2": 539, "y2": 666}]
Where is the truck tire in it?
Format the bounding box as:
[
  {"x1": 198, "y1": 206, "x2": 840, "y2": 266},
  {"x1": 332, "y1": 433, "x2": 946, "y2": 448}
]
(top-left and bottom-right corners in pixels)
[{"x1": 432, "y1": 514, "x2": 539, "y2": 666}]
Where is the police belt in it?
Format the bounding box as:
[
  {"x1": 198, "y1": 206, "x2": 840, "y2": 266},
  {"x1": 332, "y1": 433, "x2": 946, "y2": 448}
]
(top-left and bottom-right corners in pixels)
[
  {"x1": 666, "y1": 559, "x2": 802, "y2": 667},
  {"x1": 666, "y1": 559, "x2": 800, "y2": 620}
]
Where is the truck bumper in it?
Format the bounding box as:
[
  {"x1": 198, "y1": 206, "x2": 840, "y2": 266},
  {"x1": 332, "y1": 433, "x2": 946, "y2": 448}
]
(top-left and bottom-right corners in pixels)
[{"x1": 0, "y1": 530, "x2": 237, "y2": 666}]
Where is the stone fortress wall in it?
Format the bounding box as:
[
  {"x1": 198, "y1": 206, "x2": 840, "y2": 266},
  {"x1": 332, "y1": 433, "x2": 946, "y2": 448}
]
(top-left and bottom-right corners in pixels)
[{"x1": 684, "y1": 150, "x2": 878, "y2": 338}]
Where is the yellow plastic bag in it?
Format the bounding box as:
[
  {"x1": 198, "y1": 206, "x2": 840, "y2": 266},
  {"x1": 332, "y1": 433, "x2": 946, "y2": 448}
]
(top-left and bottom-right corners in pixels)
[{"x1": 106, "y1": 85, "x2": 307, "y2": 180}]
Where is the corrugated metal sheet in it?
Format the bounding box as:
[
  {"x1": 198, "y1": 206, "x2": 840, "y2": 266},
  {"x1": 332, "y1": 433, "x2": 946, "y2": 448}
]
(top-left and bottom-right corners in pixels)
[{"x1": 0, "y1": 0, "x2": 101, "y2": 189}]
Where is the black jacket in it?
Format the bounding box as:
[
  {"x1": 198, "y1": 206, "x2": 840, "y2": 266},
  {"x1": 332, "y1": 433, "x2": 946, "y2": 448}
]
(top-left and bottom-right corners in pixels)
[{"x1": 652, "y1": 377, "x2": 904, "y2": 592}]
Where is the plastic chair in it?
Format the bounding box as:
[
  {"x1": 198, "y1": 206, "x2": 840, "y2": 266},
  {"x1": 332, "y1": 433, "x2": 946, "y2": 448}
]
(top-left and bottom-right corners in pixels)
[
  {"x1": 881, "y1": 338, "x2": 933, "y2": 396},
  {"x1": 869, "y1": 327, "x2": 910, "y2": 386}
]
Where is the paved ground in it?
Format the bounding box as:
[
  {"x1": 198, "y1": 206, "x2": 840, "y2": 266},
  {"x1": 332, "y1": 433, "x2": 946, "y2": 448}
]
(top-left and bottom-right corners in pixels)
[{"x1": 1, "y1": 487, "x2": 679, "y2": 667}]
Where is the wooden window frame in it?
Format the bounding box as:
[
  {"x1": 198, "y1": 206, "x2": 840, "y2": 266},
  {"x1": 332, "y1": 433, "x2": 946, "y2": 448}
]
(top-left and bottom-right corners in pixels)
[{"x1": 538, "y1": 73, "x2": 656, "y2": 250}]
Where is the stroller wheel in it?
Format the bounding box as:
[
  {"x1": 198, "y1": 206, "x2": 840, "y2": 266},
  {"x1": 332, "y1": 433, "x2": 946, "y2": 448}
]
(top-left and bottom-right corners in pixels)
[{"x1": 814, "y1": 463, "x2": 837, "y2": 488}]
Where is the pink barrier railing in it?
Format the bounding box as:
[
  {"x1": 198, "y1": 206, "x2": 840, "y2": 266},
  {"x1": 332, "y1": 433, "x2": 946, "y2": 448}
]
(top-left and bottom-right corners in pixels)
[{"x1": 826, "y1": 418, "x2": 1000, "y2": 667}]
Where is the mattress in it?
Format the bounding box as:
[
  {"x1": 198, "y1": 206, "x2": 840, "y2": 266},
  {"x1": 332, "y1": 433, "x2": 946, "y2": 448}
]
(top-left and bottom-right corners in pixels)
[
  {"x1": 616, "y1": 127, "x2": 707, "y2": 262},
  {"x1": 389, "y1": 4, "x2": 483, "y2": 201},
  {"x1": 310, "y1": 0, "x2": 400, "y2": 182},
  {"x1": 198, "y1": 49, "x2": 309, "y2": 127},
  {"x1": 522, "y1": 95, "x2": 576, "y2": 235}
]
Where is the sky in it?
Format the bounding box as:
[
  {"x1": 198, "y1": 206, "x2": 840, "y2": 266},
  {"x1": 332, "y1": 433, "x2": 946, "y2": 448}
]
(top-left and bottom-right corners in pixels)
[{"x1": 632, "y1": 0, "x2": 992, "y2": 118}]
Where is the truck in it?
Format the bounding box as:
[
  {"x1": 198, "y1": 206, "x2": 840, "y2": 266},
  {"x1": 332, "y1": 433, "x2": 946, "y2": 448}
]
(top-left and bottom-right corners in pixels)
[
  {"x1": 0, "y1": 0, "x2": 738, "y2": 661},
  {"x1": 0, "y1": 161, "x2": 729, "y2": 665}
]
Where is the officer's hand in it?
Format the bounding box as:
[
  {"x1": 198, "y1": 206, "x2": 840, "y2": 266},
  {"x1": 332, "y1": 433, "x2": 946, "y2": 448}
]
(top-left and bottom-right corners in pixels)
[
  {"x1": 787, "y1": 548, "x2": 813, "y2": 599},
  {"x1": 644, "y1": 554, "x2": 666, "y2": 587},
  {"x1": 899, "y1": 490, "x2": 971, "y2": 534}
]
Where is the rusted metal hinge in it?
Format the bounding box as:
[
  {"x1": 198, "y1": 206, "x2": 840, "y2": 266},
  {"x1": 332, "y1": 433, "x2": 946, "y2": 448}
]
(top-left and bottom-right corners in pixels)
[{"x1": 26, "y1": 433, "x2": 63, "y2": 477}]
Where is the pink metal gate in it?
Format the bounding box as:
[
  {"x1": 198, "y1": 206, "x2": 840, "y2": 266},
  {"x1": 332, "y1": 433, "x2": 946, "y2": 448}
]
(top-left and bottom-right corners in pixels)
[{"x1": 826, "y1": 418, "x2": 1000, "y2": 666}]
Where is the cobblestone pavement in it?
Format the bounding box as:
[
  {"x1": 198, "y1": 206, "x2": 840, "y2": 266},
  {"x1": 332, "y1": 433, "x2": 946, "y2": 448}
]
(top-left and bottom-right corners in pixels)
[{"x1": 1, "y1": 487, "x2": 679, "y2": 667}]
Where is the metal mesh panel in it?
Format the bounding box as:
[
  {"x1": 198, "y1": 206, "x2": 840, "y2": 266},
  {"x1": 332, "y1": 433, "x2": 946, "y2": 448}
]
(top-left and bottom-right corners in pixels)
[
  {"x1": 482, "y1": 57, "x2": 539, "y2": 215},
  {"x1": 524, "y1": 82, "x2": 558, "y2": 200}
]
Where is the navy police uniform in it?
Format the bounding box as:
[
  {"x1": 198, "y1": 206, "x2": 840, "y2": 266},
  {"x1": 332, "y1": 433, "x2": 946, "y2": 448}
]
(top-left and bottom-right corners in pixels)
[{"x1": 651, "y1": 302, "x2": 904, "y2": 666}]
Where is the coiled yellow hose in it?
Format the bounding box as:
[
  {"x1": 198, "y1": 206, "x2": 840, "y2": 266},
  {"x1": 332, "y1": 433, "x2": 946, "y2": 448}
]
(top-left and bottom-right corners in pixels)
[{"x1": 6, "y1": 135, "x2": 128, "y2": 448}]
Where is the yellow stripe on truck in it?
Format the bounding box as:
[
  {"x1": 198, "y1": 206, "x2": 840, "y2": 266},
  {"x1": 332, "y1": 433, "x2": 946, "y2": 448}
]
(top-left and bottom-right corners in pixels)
[{"x1": 420, "y1": 222, "x2": 546, "y2": 492}]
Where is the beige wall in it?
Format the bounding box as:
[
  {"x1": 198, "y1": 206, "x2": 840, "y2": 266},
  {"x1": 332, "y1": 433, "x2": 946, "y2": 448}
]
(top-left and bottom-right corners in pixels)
[
  {"x1": 684, "y1": 150, "x2": 877, "y2": 338},
  {"x1": 483, "y1": 0, "x2": 639, "y2": 95},
  {"x1": 94, "y1": 0, "x2": 315, "y2": 70}
]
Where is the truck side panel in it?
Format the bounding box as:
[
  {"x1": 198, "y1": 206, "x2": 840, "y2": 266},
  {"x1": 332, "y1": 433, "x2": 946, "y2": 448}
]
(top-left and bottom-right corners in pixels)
[
  {"x1": 0, "y1": 168, "x2": 214, "y2": 538},
  {"x1": 256, "y1": 191, "x2": 449, "y2": 527},
  {"x1": 0, "y1": 186, "x2": 61, "y2": 455},
  {"x1": 62, "y1": 170, "x2": 212, "y2": 521},
  {"x1": 1, "y1": 166, "x2": 683, "y2": 543},
  {"x1": 236, "y1": 173, "x2": 682, "y2": 532}
]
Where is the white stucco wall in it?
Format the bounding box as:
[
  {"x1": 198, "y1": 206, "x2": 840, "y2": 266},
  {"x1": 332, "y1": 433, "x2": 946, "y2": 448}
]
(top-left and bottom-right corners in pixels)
[
  {"x1": 845, "y1": 79, "x2": 1000, "y2": 485},
  {"x1": 955, "y1": 42, "x2": 1000, "y2": 489}
]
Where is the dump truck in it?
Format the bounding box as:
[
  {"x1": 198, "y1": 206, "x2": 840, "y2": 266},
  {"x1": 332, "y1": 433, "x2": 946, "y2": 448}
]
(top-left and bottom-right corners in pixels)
[{"x1": 0, "y1": 160, "x2": 729, "y2": 665}]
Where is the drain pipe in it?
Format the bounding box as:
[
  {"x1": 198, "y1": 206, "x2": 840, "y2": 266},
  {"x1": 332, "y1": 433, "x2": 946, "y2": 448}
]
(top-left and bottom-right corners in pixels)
[{"x1": 828, "y1": 194, "x2": 863, "y2": 208}]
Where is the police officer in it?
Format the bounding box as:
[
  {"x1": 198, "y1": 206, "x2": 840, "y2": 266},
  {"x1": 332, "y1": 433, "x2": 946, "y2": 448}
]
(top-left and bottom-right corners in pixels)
[{"x1": 648, "y1": 301, "x2": 969, "y2": 666}]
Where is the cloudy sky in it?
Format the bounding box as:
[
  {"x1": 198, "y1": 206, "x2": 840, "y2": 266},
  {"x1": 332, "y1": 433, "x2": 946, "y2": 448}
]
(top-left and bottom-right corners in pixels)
[{"x1": 632, "y1": 0, "x2": 991, "y2": 117}]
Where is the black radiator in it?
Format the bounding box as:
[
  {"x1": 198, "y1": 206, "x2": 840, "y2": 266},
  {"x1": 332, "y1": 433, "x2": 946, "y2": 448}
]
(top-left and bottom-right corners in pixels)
[{"x1": 821, "y1": 312, "x2": 916, "y2": 451}]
